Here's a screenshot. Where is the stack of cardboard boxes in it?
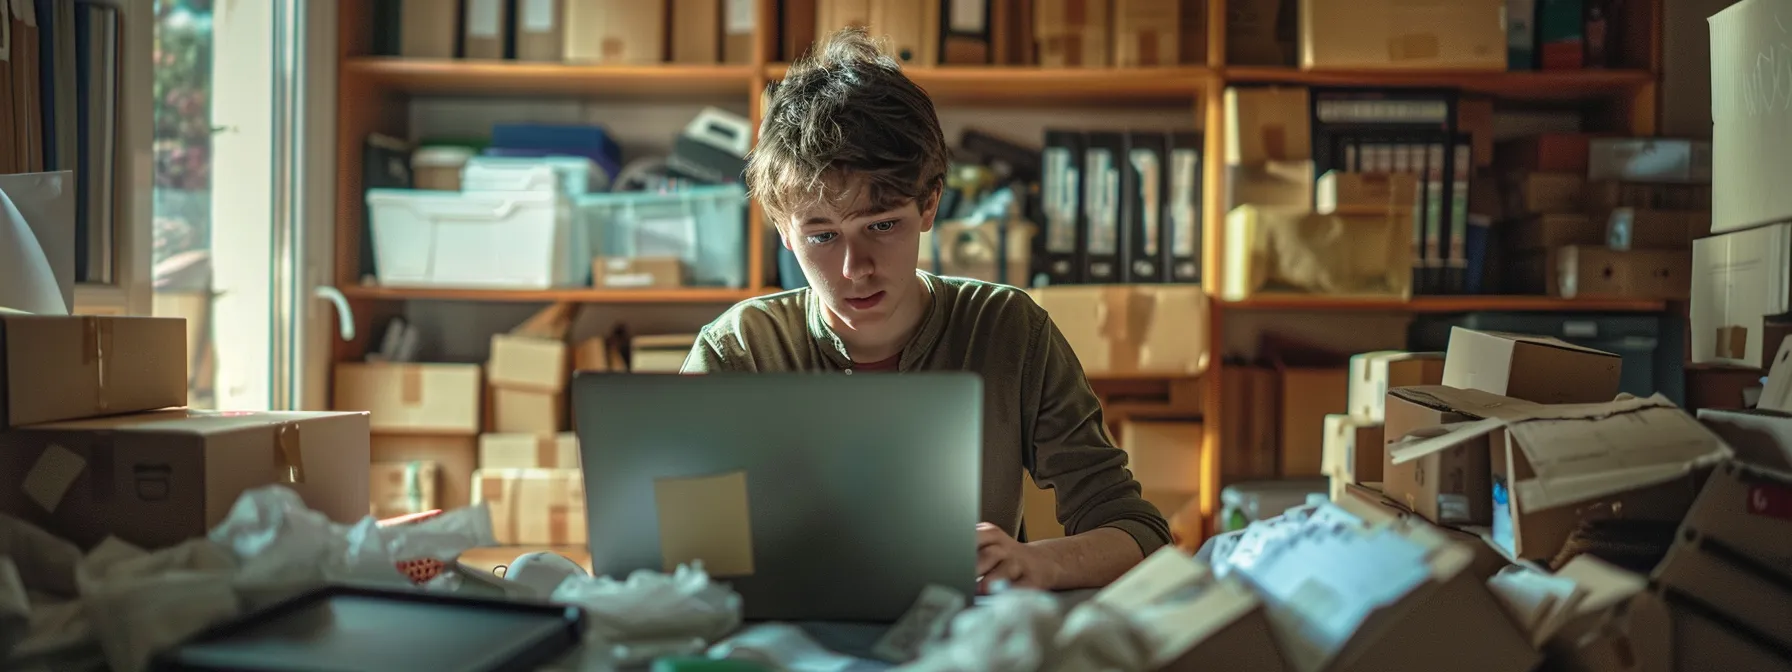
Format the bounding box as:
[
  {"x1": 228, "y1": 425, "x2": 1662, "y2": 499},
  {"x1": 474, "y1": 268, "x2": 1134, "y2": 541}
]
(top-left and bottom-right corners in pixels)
[
  {"x1": 1321, "y1": 351, "x2": 1443, "y2": 500},
  {"x1": 0, "y1": 314, "x2": 369, "y2": 550}
]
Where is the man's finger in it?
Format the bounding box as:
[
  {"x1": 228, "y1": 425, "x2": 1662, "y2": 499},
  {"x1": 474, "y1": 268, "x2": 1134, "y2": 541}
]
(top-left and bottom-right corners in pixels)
[
  {"x1": 978, "y1": 558, "x2": 1024, "y2": 593},
  {"x1": 976, "y1": 544, "x2": 1007, "y2": 576},
  {"x1": 976, "y1": 524, "x2": 1011, "y2": 549}
]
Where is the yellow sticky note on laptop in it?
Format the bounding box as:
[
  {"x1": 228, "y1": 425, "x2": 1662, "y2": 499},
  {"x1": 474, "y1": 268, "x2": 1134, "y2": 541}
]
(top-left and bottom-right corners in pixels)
[{"x1": 654, "y1": 470, "x2": 755, "y2": 577}]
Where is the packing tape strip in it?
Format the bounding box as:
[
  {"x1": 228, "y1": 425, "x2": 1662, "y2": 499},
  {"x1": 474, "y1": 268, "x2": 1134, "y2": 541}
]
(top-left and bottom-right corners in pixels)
[
  {"x1": 401, "y1": 366, "x2": 424, "y2": 406},
  {"x1": 275, "y1": 423, "x2": 305, "y2": 483},
  {"x1": 82, "y1": 318, "x2": 112, "y2": 412},
  {"x1": 536, "y1": 435, "x2": 559, "y2": 468}
]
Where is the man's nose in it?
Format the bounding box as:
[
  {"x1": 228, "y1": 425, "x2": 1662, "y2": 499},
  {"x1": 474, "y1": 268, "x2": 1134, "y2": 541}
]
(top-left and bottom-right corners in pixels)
[{"x1": 842, "y1": 242, "x2": 875, "y2": 281}]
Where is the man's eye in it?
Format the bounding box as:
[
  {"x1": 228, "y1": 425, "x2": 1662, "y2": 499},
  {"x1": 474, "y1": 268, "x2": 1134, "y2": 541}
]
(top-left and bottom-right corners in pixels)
[
  {"x1": 869, "y1": 220, "x2": 897, "y2": 232},
  {"x1": 805, "y1": 232, "x2": 836, "y2": 245}
]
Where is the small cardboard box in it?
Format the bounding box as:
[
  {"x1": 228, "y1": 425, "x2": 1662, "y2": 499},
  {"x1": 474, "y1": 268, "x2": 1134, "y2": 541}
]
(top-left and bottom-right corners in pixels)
[
  {"x1": 488, "y1": 334, "x2": 569, "y2": 392},
  {"x1": 564, "y1": 0, "x2": 666, "y2": 63},
  {"x1": 630, "y1": 334, "x2": 699, "y2": 373},
  {"x1": 371, "y1": 434, "x2": 478, "y2": 510},
  {"x1": 492, "y1": 387, "x2": 563, "y2": 434},
  {"x1": 670, "y1": 0, "x2": 721, "y2": 64},
  {"x1": 1651, "y1": 460, "x2": 1792, "y2": 653},
  {"x1": 1030, "y1": 285, "x2": 1208, "y2": 377},
  {"x1": 592, "y1": 256, "x2": 685, "y2": 289},
  {"x1": 1322, "y1": 415, "x2": 1384, "y2": 499},
  {"x1": 0, "y1": 410, "x2": 370, "y2": 550},
  {"x1": 1398, "y1": 395, "x2": 1730, "y2": 561},
  {"x1": 1226, "y1": 161, "x2": 1315, "y2": 211},
  {"x1": 480, "y1": 431, "x2": 580, "y2": 470},
  {"x1": 1035, "y1": 0, "x2": 1111, "y2": 67},
  {"x1": 1441, "y1": 327, "x2": 1622, "y2": 405},
  {"x1": 1111, "y1": 0, "x2": 1179, "y2": 67},
  {"x1": 1382, "y1": 386, "x2": 1538, "y2": 525},
  {"x1": 1132, "y1": 580, "x2": 1289, "y2": 671},
  {"x1": 475, "y1": 468, "x2": 587, "y2": 545},
  {"x1": 1506, "y1": 172, "x2": 1587, "y2": 216},
  {"x1": 1280, "y1": 367, "x2": 1348, "y2": 477},
  {"x1": 1224, "y1": 87, "x2": 1311, "y2": 165},
  {"x1": 1120, "y1": 420, "x2": 1202, "y2": 493},
  {"x1": 333, "y1": 363, "x2": 482, "y2": 435},
  {"x1": 1300, "y1": 0, "x2": 1506, "y2": 70},
  {"x1": 1316, "y1": 171, "x2": 1420, "y2": 216},
  {"x1": 1549, "y1": 247, "x2": 1692, "y2": 300},
  {"x1": 1346, "y1": 351, "x2": 1444, "y2": 423},
  {"x1": 0, "y1": 315, "x2": 187, "y2": 428},
  {"x1": 370, "y1": 460, "x2": 439, "y2": 519}
]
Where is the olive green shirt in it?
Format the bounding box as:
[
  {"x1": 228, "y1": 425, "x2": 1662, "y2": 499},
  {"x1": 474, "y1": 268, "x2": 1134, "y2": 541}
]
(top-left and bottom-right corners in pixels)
[{"x1": 681, "y1": 272, "x2": 1171, "y2": 556}]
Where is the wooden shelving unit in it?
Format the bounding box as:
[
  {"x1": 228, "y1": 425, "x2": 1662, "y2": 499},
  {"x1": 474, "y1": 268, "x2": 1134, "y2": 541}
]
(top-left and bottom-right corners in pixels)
[{"x1": 330, "y1": 0, "x2": 1668, "y2": 541}]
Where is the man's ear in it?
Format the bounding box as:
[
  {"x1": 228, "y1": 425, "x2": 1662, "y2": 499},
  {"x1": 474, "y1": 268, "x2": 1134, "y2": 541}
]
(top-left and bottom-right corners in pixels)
[
  {"x1": 919, "y1": 185, "x2": 943, "y2": 234},
  {"x1": 776, "y1": 223, "x2": 794, "y2": 251}
]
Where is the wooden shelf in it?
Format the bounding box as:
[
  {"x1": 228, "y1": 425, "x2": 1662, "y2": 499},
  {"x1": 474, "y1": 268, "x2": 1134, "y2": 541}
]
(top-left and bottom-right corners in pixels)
[
  {"x1": 338, "y1": 285, "x2": 768, "y2": 304},
  {"x1": 765, "y1": 64, "x2": 1214, "y2": 105},
  {"x1": 1221, "y1": 295, "x2": 1668, "y2": 313},
  {"x1": 1222, "y1": 67, "x2": 1655, "y2": 101},
  {"x1": 341, "y1": 58, "x2": 757, "y2": 99}
]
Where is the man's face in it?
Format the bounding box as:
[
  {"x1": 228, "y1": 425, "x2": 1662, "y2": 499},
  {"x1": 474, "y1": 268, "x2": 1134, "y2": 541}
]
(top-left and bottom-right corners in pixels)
[{"x1": 780, "y1": 178, "x2": 936, "y2": 335}]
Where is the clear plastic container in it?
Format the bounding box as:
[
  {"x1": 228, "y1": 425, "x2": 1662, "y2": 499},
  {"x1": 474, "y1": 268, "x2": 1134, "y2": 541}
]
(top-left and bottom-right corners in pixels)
[
  {"x1": 461, "y1": 156, "x2": 606, "y2": 195},
  {"x1": 576, "y1": 186, "x2": 748, "y2": 288},
  {"x1": 366, "y1": 189, "x2": 578, "y2": 289}
]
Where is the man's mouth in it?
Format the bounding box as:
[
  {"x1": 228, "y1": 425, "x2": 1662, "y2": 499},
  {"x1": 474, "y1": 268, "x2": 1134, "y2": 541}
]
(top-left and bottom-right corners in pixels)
[{"x1": 844, "y1": 291, "x2": 886, "y2": 310}]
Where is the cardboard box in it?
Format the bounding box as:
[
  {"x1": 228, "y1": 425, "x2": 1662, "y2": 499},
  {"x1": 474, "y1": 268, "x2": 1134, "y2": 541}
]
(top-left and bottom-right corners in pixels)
[
  {"x1": 370, "y1": 460, "x2": 439, "y2": 519},
  {"x1": 516, "y1": 0, "x2": 567, "y2": 61},
  {"x1": 670, "y1": 0, "x2": 721, "y2": 63},
  {"x1": 1112, "y1": 0, "x2": 1178, "y2": 67},
  {"x1": 1587, "y1": 138, "x2": 1711, "y2": 185},
  {"x1": 1691, "y1": 223, "x2": 1792, "y2": 367},
  {"x1": 1299, "y1": 0, "x2": 1506, "y2": 70},
  {"x1": 1346, "y1": 351, "x2": 1444, "y2": 423},
  {"x1": 1122, "y1": 577, "x2": 1289, "y2": 671},
  {"x1": 870, "y1": 0, "x2": 939, "y2": 66},
  {"x1": 1496, "y1": 133, "x2": 1599, "y2": 174},
  {"x1": 1697, "y1": 408, "x2": 1792, "y2": 472},
  {"x1": 1034, "y1": 0, "x2": 1110, "y2": 67},
  {"x1": 1487, "y1": 556, "x2": 1672, "y2": 666},
  {"x1": 1651, "y1": 460, "x2": 1792, "y2": 653},
  {"x1": 1604, "y1": 208, "x2": 1710, "y2": 251},
  {"x1": 1220, "y1": 207, "x2": 1416, "y2": 302},
  {"x1": 1383, "y1": 385, "x2": 1537, "y2": 449},
  {"x1": 1333, "y1": 483, "x2": 1513, "y2": 584},
  {"x1": 1711, "y1": 0, "x2": 1792, "y2": 233},
  {"x1": 1381, "y1": 386, "x2": 1539, "y2": 527},
  {"x1": 723, "y1": 0, "x2": 755, "y2": 63},
  {"x1": 1507, "y1": 215, "x2": 1600, "y2": 252},
  {"x1": 1236, "y1": 509, "x2": 1540, "y2": 672},
  {"x1": 372, "y1": 434, "x2": 478, "y2": 510},
  {"x1": 480, "y1": 431, "x2": 580, "y2": 469},
  {"x1": 1280, "y1": 367, "x2": 1348, "y2": 477},
  {"x1": 0, "y1": 315, "x2": 187, "y2": 428},
  {"x1": 1316, "y1": 171, "x2": 1419, "y2": 216},
  {"x1": 565, "y1": 0, "x2": 667, "y2": 64},
  {"x1": 1224, "y1": 87, "x2": 1311, "y2": 165},
  {"x1": 1322, "y1": 414, "x2": 1384, "y2": 499},
  {"x1": 488, "y1": 334, "x2": 568, "y2": 392},
  {"x1": 1030, "y1": 285, "x2": 1208, "y2": 377},
  {"x1": 334, "y1": 363, "x2": 481, "y2": 435},
  {"x1": 1441, "y1": 327, "x2": 1622, "y2": 405},
  {"x1": 492, "y1": 387, "x2": 563, "y2": 434},
  {"x1": 1506, "y1": 172, "x2": 1586, "y2": 216},
  {"x1": 1226, "y1": 162, "x2": 1315, "y2": 211},
  {"x1": 1120, "y1": 420, "x2": 1202, "y2": 493},
  {"x1": 1225, "y1": 0, "x2": 1290, "y2": 66},
  {"x1": 630, "y1": 334, "x2": 698, "y2": 373},
  {"x1": 1685, "y1": 366, "x2": 1766, "y2": 414},
  {"x1": 463, "y1": 0, "x2": 511, "y2": 60},
  {"x1": 1549, "y1": 247, "x2": 1692, "y2": 301},
  {"x1": 574, "y1": 336, "x2": 619, "y2": 372},
  {"x1": 474, "y1": 468, "x2": 587, "y2": 545},
  {"x1": 1585, "y1": 180, "x2": 1713, "y2": 213},
  {"x1": 1398, "y1": 395, "x2": 1731, "y2": 560},
  {"x1": 592, "y1": 256, "x2": 685, "y2": 289},
  {"x1": 0, "y1": 410, "x2": 371, "y2": 550}
]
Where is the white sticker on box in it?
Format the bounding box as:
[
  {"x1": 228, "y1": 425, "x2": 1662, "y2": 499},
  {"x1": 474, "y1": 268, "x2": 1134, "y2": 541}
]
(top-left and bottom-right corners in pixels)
[
  {"x1": 22, "y1": 444, "x2": 86, "y2": 513},
  {"x1": 1437, "y1": 494, "x2": 1471, "y2": 525},
  {"x1": 467, "y1": 0, "x2": 502, "y2": 37},
  {"x1": 948, "y1": 0, "x2": 986, "y2": 33},
  {"x1": 725, "y1": 0, "x2": 755, "y2": 35},
  {"x1": 522, "y1": 0, "x2": 555, "y2": 32}
]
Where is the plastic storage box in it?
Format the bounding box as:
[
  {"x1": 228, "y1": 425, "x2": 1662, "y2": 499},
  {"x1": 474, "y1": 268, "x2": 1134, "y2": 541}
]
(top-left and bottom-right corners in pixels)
[
  {"x1": 366, "y1": 189, "x2": 578, "y2": 289},
  {"x1": 577, "y1": 186, "x2": 748, "y2": 288},
  {"x1": 462, "y1": 156, "x2": 606, "y2": 195},
  {"x1": 1408, "y1": 312, "x2": 1681, "y2": 405}
]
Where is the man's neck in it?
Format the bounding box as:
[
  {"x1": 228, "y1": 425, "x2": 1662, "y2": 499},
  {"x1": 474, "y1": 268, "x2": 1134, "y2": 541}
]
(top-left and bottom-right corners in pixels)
[{"x1": 828, "y1": 273, "x2": 931, "y2": 364}]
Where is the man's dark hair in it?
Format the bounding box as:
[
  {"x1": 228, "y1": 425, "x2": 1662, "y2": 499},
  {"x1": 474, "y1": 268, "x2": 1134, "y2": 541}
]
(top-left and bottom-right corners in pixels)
[{"x1": 747, "y1": 27, "x2": 950, "y2": 223}]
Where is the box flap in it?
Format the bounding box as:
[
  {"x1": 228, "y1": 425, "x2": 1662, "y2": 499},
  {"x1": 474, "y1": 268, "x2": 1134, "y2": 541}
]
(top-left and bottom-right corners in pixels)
[
  {"x1": 1502, "y1": 398, "x2": 1733, "y2": 512},
  {"x1": 1472, "y1": 329, "x2": 1621, "y2": 358},
  {"x1": 1388, "y1": 420, "x2": 1495, "y2": 465},
  {"x1": 1135, "y1": 578, "x2": 1269, "y2": 666},
  {"x1": 1389, "y1": 385, "x2": 1540, "y2": 419},
  {"x1": 26, "y1": 409, "x2": 366, "y2": 434}
]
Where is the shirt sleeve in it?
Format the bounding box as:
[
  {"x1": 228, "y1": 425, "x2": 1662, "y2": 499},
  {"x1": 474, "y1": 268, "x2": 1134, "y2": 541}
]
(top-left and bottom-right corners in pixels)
[
  {"x1": 680, "y1": 330, "x2": 730, "y2": 373},
  {"x1": 1025, "y1": 316, "x2": 1173, "y2": 557}
]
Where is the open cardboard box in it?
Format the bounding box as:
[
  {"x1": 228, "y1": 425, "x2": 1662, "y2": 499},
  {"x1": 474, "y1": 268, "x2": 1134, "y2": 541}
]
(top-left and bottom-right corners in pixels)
[
  {"x1": 1082, "y1": 548, "x2": 1288, "y2": 670},
  {"x1": 1382, "y1": 386, "x2": 1539, "y2": 527},
  {"x1": 1651, "y1": 460, "x2": 1792, "y2": 658},
  {"x1": 1442, "y1": 328, "x2": 1622, "y2": 405}
]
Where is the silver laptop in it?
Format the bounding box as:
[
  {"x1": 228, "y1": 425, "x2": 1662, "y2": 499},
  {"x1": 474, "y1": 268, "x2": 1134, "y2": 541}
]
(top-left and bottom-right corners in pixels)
[{"x1": 572, "y1": 372, "x2": 982, "y2": 623}]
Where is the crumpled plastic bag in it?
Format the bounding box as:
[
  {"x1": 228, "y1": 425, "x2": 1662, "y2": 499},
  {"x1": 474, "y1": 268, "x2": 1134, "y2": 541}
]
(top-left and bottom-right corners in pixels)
[
  {"x1": 1049, "y1": 601, "x2": 1152, "y2": 672},
  {"x1": 901, "y1": 590, "x2": 1064, "y2": 672},
  {"x1": 551, "y1": 562, "x2": 741, "y2": 643},
  {"x1": 0, "y1": 512, "x2": 82, "y2": 599},
  {"x1": 0, "y1": 558, "x2": 31, "y2": 657}
]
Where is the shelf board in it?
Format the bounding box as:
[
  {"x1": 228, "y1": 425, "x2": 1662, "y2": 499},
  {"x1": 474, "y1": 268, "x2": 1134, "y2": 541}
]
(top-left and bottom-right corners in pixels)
[
  {"x1": 341, "y1": 58, "x2": 756, "y2": 98},
  {"x1": 339, "y1": 285, "x2": 767, "y2": 304},
  {"x1": 1222, "y1": 295, "x2": 1668, "y2": 313},
  {"x1": 765, "y1": 64, "x2": 1213, "y2": 105},
  {"x1": 1222, "y1": 67, "x2": 1655, "y2": 101}
]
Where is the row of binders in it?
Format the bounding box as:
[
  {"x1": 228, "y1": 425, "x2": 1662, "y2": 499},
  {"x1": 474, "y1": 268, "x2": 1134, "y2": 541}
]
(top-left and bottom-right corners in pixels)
[{"x1": 1036, "y1": 130, "x2": 1204, "y2": 287}]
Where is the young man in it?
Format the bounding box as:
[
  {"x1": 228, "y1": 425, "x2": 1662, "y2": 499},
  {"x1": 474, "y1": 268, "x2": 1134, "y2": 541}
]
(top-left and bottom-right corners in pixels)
[{"x1": 682, "y1": 28, "x2": 1170, "y2": 592}]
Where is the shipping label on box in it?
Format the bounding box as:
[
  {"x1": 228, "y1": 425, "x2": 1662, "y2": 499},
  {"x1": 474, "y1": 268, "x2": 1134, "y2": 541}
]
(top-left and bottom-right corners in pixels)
[
  {"x1": 370, "y1": 460, "x2": 440, "y2": 519},
  {"x1": 0, "y1": 410, "x2": 371, "y2": 550},
  {"x1": 334, "y1": 363, "x2": 482, "y2": 434},
  {"x1": 0, "y1": 315, "x2": 187, "y2": 428},
  {"x1": 475, "y1": 468, "x2": 587, "y2": 545},
  {"x1": 480, "y1": 431, "x2": 580, "y2": 469},
  {"x1": 372, "y1": 434, "x2": 478, "y2": 510},
  {"x1": 1442, "y1": 327, "x2": 1622, "y2": 405}
]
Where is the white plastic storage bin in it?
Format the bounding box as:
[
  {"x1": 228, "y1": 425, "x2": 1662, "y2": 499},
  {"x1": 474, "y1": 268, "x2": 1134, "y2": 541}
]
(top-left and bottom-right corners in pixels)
[
  {"x1": 461, "y1": 156, "x2": 606, "y2": 195},
  {"x1": 577, "y1": 185, "x2": 748, "y2": 288},
  {"x1": 367, "y1": 189, "x2": 578, "y2": 289}
]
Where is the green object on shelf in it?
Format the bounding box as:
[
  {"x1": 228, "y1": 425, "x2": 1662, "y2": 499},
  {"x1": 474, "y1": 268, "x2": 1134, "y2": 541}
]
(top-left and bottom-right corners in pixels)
[{"x1": 650, "y1": 657, "x2": 775, "y2": 672}]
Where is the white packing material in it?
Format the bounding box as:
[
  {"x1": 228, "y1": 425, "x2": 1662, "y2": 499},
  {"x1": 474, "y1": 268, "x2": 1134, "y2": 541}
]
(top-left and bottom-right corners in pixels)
[
  {"x1": 902, "y1": 590, "x2": 1064, "y2": 672},
  {"x1": 708, "y1": 623, "x2": 865, "y2": 672},
  {"x1": 550, "y1": 561, "x2": 742, "y2": 643}
]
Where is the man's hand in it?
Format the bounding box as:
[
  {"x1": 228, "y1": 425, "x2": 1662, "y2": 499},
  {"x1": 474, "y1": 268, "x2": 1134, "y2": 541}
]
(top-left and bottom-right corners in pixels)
[{"x1": 975, "y1": 522, "x2": 1061, "y2": 594}]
